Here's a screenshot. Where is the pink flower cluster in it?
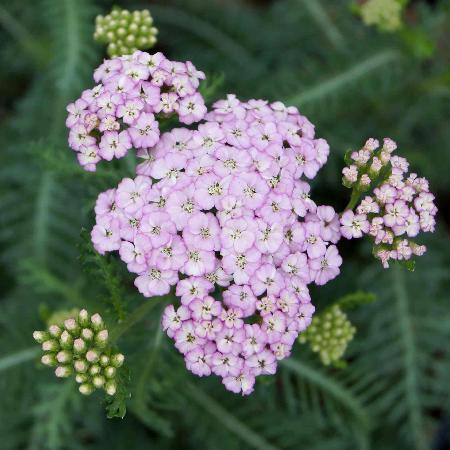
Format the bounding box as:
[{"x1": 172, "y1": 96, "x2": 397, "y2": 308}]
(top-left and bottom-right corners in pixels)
[
  {"x1": 66, "y1": 51, "x2": 206, "y2": 171},
  {"x1": 340, "y1": 138, "x2": 437, "y2": 268},
  {"x1": 91, "y1": 96, "x2": 343, "y2": 394}
]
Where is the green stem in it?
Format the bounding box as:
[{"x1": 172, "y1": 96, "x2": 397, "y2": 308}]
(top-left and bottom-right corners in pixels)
[
  {"x1": 392, "y1": 265, "x2": 426, "y2": 450},
  {"x1": 110, "y1": 295, "x2": 168, "y2": 343},
  {"x1": 186, "y1": 383, "x2": 277, "y2": 450},
  {"x1": 0, "y1": 347, "x2": 40, "y2": 373},
  {"x1": 344, "y1": 188, "x2": 362, "y2": 211}
]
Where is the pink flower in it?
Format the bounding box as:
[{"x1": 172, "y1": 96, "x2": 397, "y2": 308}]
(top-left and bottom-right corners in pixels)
[
  {"x1": 222, "y1": 284, "x2": 257, "y2": 317},
  {"x1": 166, "y1": 182, "x2": 200, "y2": 230},
  {"x1": 189, "y1": 296, "x2": 222, "y2": 321},
  {"x1": 162, "y1": 305, "x2": 190, "y2": 338},
  {"x1": 91, "y1": 215, "x2": 121, "y2": 254},
  {"x1": 140, "y1": 209, "x2": 176, "y2": 248},
  {"x1": 150, "y1": 236, "x2": 187, "y2": 271},
  {"x1": 246, "y1": 350, "x2": 277, "y2": 375},
  {"x1": 175, "y1": 277, "x2": 214, "y2": 305},
  {"x1": 185, "y1": 345, "x2": 214, "y2": 376},
  {"x1": 241, "y1": 324, "x2": 267, "y2": 357},
  {"x1": 383, "y1": 200, "x2": 409, "y2": 227},
  {"x1": 340, "y1": 210, "x2": 369, "y2": 239},
  {"x1": 310, "y1": 245, "x2": 342, "y2": 285},
  {"x1": 221, "y1": 247, "x2": 261, "y2": 285},
  {"x1": 174, "y1": 321, "x2": 205, "y2": 354},
  {"x1": 281, "y1": 252, "x2": 310, "y2": 281},
  {"x1": 290, "y1": 140, "x2": 320, "y2": 179},
  {"x1": 183, "y1": 213, "x2": 221, "y2": 251},
  {"x1": 212, "y1": 352, "x2": 242, "y2": 377},
  {"x1": 116, "y1": 176, "x2": 151, "y2": 213},
  {"x1": 295, "y1": 303, "x2": 315, "y2": 331},
  {"x1": 194, "y1": 174, "x2": 229, "y2": 210},
  {"x1": 184, "y1": 247, "x2": 217, "y2": 276},
  {"x1": 216, "y1": 328, "x2": 245, "y2": 354},
  {"x1": 303, "y1": 221, "x2": 327, "y2": 258},
  {"x1": 179, "y1": 93, "x2": 207, "y2": 125},
  {"x1": 255, "y1": 220, "x2": 283, "y2": 254},
  {"x1": 119, "y1": 234, "x2": 151, "y2": 273},
  {"x1": 220, "y1": 217, "x2": 256, "y2": 253},
  {"x1": 99, "y1": 130, "x2": 131, "y2": 160},
  {"x1": 250, "y1": 264, "x2": 284, "y2": 296},
  {"x1": 117, "y1": 99, "x2": 144, "y2": 124},
  {"x1": 128, "y1": 112, "x2": 159, "y2": 148},
  {"x1": 374, "y1": 184, "x2": 397, "y2": 204},
  {"x1": 220, "y1": 308, "x2": 244, "y2": 329},
  {"x1": 134, "y1": 266, "x2": 178, "y2": 297},
  {"x1": 230, "y1": 172, "x2": 269, "y2": 210},
  {"x1": 94, "y1": 189, "x2": 119, "y2": 218},
  {"x1": 223, "y1": 370, "x2": 255, "y2": 395},
  {"x1": 150, "y1": 153, "x2": 187, "y2": 184}
]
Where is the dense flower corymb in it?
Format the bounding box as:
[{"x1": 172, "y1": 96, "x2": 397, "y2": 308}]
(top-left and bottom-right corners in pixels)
[
  {"x1": 340, "y1": 138, "x2": 437, "y2": 268},
  {"x1": 92, "y1": 96, "x2": 343, "y2": 394},
  {"x1": 66, "y1": 51, "x2": 206, "y2": 171}
]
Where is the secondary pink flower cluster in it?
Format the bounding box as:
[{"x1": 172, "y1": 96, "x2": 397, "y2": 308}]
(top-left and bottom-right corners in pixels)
[
  {"x1": 66, "y1": 51, "x2": 206, "y2": 171},
  {"x1": 340, "y1": 138, "x2": 437, "y2": 268},
  {"x1": 91, "y1": 96, "x2": 343, "y2": 394}
]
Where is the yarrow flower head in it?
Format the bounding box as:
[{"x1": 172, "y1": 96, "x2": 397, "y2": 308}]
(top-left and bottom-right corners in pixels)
[
  {"x1": 94, "y1": 7, "x2": 158, "y2": 57},
  {"x1": 298, "y1": 305, "x2": 356, "y2": 366},
  {"x1": 92, "y1": 95, "x2": 343, "y2": 395},
  {"x1": 340, "y1": 138, "x2": 437, "y2": 268},
  {"x1": 33, "y1": 309, "x2": 124, "y2": 397},
  {"x1": 66, "y1": 50, "x2": 206, "y2": 171}
]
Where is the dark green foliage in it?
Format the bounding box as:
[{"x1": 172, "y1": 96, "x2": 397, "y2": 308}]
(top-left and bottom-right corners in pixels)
[{"x1": 0, "y1": 0, "x2": 449, "y2": 449}]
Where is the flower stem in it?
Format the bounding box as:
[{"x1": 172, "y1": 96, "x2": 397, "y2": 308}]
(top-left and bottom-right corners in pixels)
[{"x1": 344, "y1": 188, "x2": 362, "y2": 211}]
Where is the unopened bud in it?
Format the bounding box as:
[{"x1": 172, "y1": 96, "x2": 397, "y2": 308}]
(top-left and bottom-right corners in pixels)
[
  {"x1": 111, "y1": 353, "x2": 124, "y2": 368},
  {"x1": 79, "y1": 383, "x2": 95, "y2": 395},
  {"x1": 59, "y1": 330, "x2": 73, "y2": 349},
  {"x1": 99, "y1": 355, "x2": 110, "y2": 367},
  {"x1": 105, "y1": 380, "x2": 117, "y2": 396},
  {"x1": 41, "y1": 354, "x2": 57, "y2": 366},
  {"x1": 48, "y1": 325, "x2": 62, "y2": 338},
  {"x1": 74, "y1": 360, "x2": 88, "y2": 373},
  {"x1": 78, "y1": 309, "x2": 90, "y2": 327},
  {"x1": 95, "y1": 329, "x2": 108, "y2": 347},
  {"x1": 56, "y1": 350, "x2": 72, "y2": 363},
  {"x1": 64, "y1": 318, "x2": 79, "y2": 334},
  {"x1": 81, "y1": 328, "x2": 94, "y2": 340},
  {"x1": 86, "y1": 350, "x2": 99, "y2": 363},
  {"x1": 55, "y1": 365, "x2": 72, "y2": 378},
  {"x1": 91, "y1": 314, "x2": 103, "y2": 331},
  {"x1": 92, "y1": 375, "x2": 106, "y2": 388},
  {"x1": 89, "y1": 364, "x2": 101, "y2": 376},
  {"x1": 75, "y1": 373, "x2": 88, "y2": 384},
  {"x1": 73, "y1": 338, "x2": 86, "y2": 354},
  {"x1": 42, "y1": 340, "x2": 59, "y2": 352},
  {"x1": 33, "y1": 331, "x2": 49, "y2": 344},
  {"x1": 383, "y1": 137, "x2": 397, "y2": 153},
  {"x1": 104, "y1": 366, "x2": 116, "y2": 378},
  {"x1": 380, "y1": 151, "x2": 390, "y2": 165}
]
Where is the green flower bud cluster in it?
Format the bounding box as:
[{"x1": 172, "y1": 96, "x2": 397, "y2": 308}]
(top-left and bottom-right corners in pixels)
[
  {"x1": 94, "y1": 7, "x2": 158, "y2": 57},
  {"x1": 299, "y1": 305, "x2": 356, "y2": 366},
  {"x1": 359, "y1": 0, "x2": 404, "y2": 32},
  {"x1": 33, "y1": 309, "x2": 124, "y2": 396}
]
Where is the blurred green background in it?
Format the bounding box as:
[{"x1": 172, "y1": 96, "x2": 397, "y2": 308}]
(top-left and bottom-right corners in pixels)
[{"x1": 0, "y1": 0, "x2": 449, "y2": 449}]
